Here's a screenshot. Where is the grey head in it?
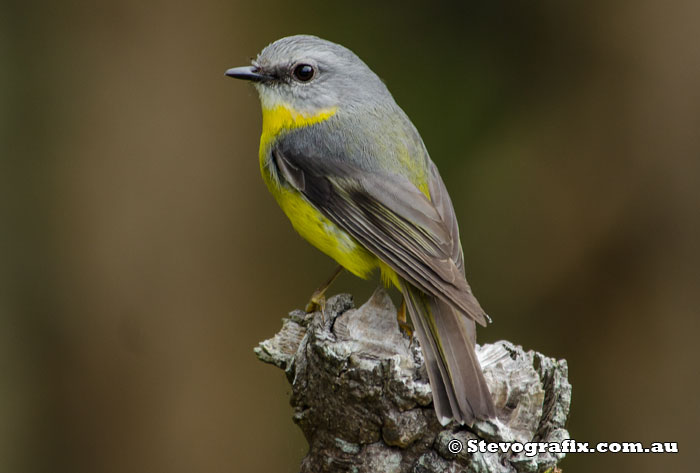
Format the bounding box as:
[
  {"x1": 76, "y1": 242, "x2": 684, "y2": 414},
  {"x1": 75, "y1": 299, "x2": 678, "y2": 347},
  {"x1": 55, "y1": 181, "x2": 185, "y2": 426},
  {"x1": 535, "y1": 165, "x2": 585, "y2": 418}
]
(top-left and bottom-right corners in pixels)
[{"x1": 226, "y1": 35, "x2": 394, "y2": 114}]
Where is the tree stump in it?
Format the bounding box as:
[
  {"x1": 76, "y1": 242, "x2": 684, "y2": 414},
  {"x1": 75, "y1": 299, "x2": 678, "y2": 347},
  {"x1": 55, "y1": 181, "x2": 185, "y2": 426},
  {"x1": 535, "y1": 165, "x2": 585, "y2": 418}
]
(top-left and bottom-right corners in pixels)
[{"x1": 255, "y1": 289, "x2": 571, "y2": 473}]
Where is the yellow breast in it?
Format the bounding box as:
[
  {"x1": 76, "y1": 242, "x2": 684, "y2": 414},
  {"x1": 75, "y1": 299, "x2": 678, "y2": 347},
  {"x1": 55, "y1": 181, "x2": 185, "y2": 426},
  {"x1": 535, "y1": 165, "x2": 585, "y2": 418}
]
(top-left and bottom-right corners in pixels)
[{"x1": 258, "y1": 104, "x2": 381, "y2": 280}]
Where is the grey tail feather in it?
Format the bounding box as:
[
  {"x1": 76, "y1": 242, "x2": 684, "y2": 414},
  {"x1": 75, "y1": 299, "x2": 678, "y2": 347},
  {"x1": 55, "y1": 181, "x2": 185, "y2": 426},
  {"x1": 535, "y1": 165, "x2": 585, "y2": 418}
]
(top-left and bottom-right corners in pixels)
[{"x1": 400, "y1": 281, "x2": 496, "y2": 426}]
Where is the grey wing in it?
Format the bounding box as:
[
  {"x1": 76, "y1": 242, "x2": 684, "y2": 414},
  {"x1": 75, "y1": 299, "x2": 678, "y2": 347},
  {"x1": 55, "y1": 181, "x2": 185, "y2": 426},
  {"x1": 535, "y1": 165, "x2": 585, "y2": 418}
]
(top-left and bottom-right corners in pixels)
[
  {"x1": 427, "y1": 161, "x2": 464, "y2": 273},
  {"x1": 272, "y1": 142, "x2": 488, "y2": 326},
  {"x1": 425, "y1": 160, "x2": 479, "y2": 343}
]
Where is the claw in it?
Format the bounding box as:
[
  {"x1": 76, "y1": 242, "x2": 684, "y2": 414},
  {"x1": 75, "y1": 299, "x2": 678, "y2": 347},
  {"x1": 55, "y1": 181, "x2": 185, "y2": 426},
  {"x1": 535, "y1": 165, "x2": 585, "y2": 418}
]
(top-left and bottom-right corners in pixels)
[
  {"x1": 397, "y1": 298, "x2": 413, "y2": 339},
  {"x1": 305, "y1": 290, "x2": 326, "y2": 314},
  {"x1": 304, "y1": 265, "x2": 344, "y2": 316}
]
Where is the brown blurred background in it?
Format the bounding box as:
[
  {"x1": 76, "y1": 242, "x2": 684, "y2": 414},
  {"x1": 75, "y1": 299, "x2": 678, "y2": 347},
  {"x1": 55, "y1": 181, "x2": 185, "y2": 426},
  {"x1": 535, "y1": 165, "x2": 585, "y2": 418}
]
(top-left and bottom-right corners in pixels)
[{"x1": 2, "y1": 1, "x2": 698, "y2": 471}]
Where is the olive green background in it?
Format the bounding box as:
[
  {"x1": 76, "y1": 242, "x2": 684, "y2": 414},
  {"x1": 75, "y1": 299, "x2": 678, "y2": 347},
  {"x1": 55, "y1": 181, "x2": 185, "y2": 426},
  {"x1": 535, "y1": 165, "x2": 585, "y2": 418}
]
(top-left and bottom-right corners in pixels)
[{"x1": 2, "y1": 1, "x2": 697, "y2": 472}]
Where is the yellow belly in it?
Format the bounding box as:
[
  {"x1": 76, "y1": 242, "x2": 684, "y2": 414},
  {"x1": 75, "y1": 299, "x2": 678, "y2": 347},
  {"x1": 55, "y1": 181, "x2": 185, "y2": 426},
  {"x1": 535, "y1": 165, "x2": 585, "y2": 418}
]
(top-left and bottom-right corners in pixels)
[
  {"x1": 271, "y1": 182, "x2": 379, "y2": 279},
  {"x1": 257, "y1": 103, "x2": 399, "y2": 286}
]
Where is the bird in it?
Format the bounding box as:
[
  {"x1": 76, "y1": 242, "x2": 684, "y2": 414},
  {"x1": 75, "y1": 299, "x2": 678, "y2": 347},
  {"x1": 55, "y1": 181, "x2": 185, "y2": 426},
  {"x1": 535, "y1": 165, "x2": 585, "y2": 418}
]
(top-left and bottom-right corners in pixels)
[{"x1": 225, "y1": 35, "x2": 495, "y2": 425}]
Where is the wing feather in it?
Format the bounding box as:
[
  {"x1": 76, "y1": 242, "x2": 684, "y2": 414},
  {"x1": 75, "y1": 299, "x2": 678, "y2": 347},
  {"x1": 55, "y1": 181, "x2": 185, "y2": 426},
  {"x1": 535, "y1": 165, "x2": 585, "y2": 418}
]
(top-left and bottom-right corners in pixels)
[{"x1": 272, "y1": 144, "x2": 487, "y2": 326}]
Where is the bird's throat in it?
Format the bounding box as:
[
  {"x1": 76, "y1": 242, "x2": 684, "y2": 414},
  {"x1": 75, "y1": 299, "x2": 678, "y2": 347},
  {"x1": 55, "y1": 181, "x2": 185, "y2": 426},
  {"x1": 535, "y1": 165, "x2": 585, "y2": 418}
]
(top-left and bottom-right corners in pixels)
[{"x1": 259, "y1": 104, "x2": 337, "y2": 152}]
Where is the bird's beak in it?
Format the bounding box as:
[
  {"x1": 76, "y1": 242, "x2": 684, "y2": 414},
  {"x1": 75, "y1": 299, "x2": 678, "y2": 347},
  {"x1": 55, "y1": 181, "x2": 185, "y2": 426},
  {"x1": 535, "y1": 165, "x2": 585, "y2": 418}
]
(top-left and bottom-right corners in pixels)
[{"x1": 224, "y1": 66, "x2": 271, "y2": 82}]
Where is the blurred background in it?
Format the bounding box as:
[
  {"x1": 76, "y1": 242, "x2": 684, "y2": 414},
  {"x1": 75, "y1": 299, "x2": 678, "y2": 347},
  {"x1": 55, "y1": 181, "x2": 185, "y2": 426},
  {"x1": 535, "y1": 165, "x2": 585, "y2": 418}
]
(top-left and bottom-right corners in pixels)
[{"x1": 2, "y1": 0, "x2": 698, "y2": 471}]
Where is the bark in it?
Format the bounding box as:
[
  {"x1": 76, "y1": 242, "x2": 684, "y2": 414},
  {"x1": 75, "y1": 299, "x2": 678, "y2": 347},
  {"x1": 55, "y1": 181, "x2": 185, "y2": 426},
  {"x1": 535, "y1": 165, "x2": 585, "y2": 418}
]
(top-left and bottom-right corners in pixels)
[{"x1": 255, "y1": 289, "x2": 571, "y2": 473}]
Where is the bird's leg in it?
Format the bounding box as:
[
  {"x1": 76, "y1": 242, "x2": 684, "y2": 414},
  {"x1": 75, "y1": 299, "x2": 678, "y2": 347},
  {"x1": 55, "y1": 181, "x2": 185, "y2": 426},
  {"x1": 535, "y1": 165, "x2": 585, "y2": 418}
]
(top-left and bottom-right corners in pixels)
[
  {"x1": 397, "y1": 298, "x2": 413, "y2": 339},
  {"x1": 305, "y1": 265, "x2": 344, "y2": 314}
]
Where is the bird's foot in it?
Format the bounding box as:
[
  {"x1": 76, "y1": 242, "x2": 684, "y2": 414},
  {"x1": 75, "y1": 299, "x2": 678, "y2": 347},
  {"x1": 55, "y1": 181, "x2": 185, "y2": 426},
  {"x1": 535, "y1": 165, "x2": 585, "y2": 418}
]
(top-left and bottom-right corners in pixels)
[
  {"x1": 304, "y1": 265, "x2": 344, "y2": 317},
  {"x1": 397, "y1": 299, "x2": 413, "y2": 339}
]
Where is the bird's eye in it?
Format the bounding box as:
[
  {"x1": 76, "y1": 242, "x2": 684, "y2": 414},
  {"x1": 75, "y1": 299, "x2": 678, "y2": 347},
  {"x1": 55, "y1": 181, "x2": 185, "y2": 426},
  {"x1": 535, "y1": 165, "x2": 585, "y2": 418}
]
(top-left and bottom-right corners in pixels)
[{"x1": 293, "y1": 64, "x2": 315, "y2": 82}]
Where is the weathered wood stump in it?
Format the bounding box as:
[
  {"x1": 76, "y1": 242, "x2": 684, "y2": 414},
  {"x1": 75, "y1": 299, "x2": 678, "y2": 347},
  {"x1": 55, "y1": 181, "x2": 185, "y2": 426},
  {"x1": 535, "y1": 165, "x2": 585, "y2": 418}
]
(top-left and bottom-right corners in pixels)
[{"x1": 255, "y1": 289, "x2": 571, "y2": 473}]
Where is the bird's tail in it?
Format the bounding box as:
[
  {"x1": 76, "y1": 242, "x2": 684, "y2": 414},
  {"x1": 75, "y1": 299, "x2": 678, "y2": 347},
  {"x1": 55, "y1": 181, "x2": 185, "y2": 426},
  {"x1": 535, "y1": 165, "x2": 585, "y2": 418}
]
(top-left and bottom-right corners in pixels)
[{"x1": 400, "y1": 280, "x2": 495, "y2": 425}]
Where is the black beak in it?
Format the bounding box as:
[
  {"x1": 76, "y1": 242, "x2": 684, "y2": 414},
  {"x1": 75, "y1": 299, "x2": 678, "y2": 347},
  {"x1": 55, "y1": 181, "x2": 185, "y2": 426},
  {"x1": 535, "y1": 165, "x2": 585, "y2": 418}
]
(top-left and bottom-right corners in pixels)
[{"x1": 224, "y1": 66, "x2": 271, "y2": 82}]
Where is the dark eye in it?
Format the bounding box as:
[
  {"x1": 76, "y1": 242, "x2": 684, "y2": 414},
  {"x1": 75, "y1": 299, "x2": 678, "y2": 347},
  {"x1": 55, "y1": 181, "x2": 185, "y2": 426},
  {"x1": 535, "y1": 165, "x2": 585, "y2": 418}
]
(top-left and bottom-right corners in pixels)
[{"x1": 293, "y1": 64, "x2": 315, "y2": 82}]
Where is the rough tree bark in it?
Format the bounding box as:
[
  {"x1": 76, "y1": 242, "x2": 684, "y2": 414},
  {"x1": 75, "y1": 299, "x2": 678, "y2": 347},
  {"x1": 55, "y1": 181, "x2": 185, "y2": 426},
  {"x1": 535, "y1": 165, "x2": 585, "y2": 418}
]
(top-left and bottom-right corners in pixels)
[{"x1": 255, "y1": 289, "x2": 571, "y2": 473}]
